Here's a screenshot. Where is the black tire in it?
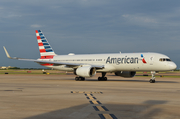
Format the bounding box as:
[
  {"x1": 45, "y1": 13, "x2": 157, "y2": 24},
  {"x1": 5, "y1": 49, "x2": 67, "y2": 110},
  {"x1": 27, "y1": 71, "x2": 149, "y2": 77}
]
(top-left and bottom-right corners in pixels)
[
  {"x1": 98, "y1": 77, "x2": 107, "y2": 81},
  {"x1": 104, "y1": 77, "x2": 107, "y2": 81},
  {"x1": 80, "y1": 77, "x2": 85, "y2": 81},
  {"x1": 75, "y1": 77, "x2": 79, "y2": 81},
  {"x1": 98, "y1": 77, "x2": 102, "y2": 81},
  {"x1": 149, "y1": 79, "x2": 155, "y2": 83}
]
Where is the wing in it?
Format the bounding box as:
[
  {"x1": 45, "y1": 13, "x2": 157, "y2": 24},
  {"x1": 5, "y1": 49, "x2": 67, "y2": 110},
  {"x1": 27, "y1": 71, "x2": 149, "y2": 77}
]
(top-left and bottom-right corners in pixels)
[{"x1": 3, "y1": 46, "x2": 104, "y2": 69}]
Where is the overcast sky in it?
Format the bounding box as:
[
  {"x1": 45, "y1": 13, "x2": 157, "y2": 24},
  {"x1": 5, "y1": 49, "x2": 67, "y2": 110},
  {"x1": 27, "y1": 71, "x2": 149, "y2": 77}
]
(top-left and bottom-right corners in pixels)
[{"x1": 1, "y1": 0, "x2": 180, "y2": 69}]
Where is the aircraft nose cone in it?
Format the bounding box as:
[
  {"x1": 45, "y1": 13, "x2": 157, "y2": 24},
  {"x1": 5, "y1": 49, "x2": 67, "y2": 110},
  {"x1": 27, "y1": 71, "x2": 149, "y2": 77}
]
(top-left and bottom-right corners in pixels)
[{"x1": 169, "y1": 62, "x2": 177, "y2": 70}]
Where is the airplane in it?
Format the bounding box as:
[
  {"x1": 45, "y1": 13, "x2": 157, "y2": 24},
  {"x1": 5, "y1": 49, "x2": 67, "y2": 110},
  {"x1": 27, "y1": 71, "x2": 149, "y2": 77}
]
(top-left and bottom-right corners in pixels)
[{"x1": 3, "y1": 30, "x2": 177, "y2": 83}]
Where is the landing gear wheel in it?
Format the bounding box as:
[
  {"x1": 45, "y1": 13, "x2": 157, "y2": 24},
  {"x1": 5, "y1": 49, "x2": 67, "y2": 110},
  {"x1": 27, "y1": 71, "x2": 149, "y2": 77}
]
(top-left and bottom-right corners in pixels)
[
  {"x1": 98, "y1": 77, "x2": 107, "y2": 81},
  {"x1": 75, "y1": 77, "x2": 85, "y2": 81},
  {"x1": 149, "y1": 79, "x2": 155, "y2": 83},
  {"x1": 75, "y1": 77, "x2": 79, "y2": 81},
  {"x1": 98, "y1": 72, "x2": 108, "y2": 81},
  {"x1": 104, "y1": 77, "x2": 107, "y2": 81},
  {"x1": 150, "y1": 71, "x2": 156, "y2": 83},
  {"x1": 79, "y1": 77, "x2": 85, "y2": 81}
]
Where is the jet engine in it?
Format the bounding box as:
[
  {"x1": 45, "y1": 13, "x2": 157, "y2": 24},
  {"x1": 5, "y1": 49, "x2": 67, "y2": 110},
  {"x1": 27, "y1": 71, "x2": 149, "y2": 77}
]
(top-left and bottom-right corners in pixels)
[
  {"x1": 75, "y1": 66, "x2": 96, "y2": 77},
  {"x1": 114, "y1": 71, "x2": 136, "y2": 78}
]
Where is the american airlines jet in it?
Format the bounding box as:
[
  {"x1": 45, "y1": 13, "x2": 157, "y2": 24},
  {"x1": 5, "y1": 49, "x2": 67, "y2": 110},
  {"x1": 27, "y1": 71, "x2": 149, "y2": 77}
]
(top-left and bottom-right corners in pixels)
[{"x1": 3, "y1": 30, "x2": 177, "y2": 83}]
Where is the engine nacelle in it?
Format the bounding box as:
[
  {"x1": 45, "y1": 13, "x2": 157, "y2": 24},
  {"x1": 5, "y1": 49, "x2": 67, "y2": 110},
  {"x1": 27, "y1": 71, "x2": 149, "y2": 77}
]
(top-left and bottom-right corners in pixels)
[
  {"x1": 75, "y1": 66, "x2": 96, "y2": 78},
  {"x1": 114, "y1": 71, "x2": 136, "y2": 78}
]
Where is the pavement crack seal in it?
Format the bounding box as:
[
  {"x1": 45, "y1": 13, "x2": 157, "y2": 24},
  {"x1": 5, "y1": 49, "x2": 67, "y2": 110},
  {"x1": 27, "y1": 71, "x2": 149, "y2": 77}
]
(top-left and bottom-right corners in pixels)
[
  {"x1": 0, "y1": 90, "x2": 22, "y2": 92},
  {"x1": 71, "y1": 91, "x2": 118, "y2": 119},
  {"x1": 71, "y1": 91, "x2": 103, "y2": 94}
]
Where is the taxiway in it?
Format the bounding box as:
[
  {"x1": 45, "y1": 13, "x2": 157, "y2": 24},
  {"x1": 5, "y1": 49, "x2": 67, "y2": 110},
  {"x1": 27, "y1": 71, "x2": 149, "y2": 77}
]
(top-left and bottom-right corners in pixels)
[{"x1": 0, "y1": 74, "x2": 180, "y2": 119}]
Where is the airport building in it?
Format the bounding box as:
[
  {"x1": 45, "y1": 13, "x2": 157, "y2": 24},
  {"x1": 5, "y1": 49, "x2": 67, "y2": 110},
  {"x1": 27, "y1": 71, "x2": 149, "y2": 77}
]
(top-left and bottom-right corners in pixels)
[{"x1": 0, "y1": 66, "x2": 15, "y2": 69}]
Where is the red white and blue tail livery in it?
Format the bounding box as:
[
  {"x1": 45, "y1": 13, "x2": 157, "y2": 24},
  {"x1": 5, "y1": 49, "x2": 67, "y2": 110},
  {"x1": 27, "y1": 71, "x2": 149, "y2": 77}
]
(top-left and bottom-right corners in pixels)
[
  {"x1": 36, "y1": 30, "x2": 56, "y2": 59},
  {"x1": 3, "y1": 30, "x2": 177, "y2": 83}
]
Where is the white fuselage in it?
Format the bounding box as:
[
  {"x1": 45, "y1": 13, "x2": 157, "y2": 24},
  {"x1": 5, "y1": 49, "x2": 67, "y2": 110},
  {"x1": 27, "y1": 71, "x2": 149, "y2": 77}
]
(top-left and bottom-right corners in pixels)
[
  {"x1": 40, "y1": 52, "x2": 177, "y2": 72},
  {"x1": 4, "y1": 30, "x2": 177, "y2": 82}
]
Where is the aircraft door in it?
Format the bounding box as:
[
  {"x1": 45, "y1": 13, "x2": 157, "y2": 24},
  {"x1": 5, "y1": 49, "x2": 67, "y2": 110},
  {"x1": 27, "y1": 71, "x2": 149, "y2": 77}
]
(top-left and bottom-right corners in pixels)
[{"x1": 149, "y1": 56, "x2": 154, "y2": 65}]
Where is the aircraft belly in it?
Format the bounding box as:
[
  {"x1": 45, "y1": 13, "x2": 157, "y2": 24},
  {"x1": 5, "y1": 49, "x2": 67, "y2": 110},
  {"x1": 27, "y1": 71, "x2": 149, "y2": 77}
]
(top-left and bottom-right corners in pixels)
[
  {"x1": 50, "y1": 66, "x2": 73, "y2": 71},
  {"x1": 113, "y1": 64, "x2": 140, "y2": 71},
  {"x1": 97, "y1": 64, "x2": 116, "y2": 72}
]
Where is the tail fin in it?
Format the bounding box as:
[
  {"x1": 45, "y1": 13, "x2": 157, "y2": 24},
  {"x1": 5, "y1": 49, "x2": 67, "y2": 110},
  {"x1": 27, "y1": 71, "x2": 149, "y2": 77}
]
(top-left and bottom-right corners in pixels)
[{"x1": 35, "y1": 30, "x2": 56, "y2": 59}]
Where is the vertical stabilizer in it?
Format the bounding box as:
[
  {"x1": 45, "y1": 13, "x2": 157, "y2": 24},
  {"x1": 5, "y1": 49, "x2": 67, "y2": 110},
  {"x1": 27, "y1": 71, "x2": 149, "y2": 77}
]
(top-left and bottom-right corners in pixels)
[{"x1": 35, "y1": 30, "x2": 56, "y2": 59}]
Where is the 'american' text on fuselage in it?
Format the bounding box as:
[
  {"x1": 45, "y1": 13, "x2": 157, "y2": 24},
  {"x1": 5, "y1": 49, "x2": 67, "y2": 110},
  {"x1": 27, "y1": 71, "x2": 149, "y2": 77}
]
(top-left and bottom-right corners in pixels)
[{"x1": 106, "y1": 57, "x2": 139, "y2": 65}]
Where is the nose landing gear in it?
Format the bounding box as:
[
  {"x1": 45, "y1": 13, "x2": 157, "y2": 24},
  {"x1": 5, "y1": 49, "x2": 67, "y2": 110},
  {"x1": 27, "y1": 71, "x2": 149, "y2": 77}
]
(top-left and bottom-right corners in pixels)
[{"x1": 149, "y1": 71, "x2": 156, "y2": 83}]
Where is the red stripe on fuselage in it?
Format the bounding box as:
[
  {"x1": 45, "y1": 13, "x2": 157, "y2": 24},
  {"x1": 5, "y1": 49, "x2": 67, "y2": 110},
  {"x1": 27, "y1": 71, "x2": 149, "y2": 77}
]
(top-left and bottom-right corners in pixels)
[
  {"x1": 40, "y1": 63, "x2": 53, "y2": 66},
  {"x1": 35, "y1": 30, "x2": 38, "y2": 33}
]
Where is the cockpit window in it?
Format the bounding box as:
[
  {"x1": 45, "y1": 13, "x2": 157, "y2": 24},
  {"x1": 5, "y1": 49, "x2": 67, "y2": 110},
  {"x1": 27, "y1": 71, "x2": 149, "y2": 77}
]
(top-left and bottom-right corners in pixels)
[
  {"x1": 166, "y1": 59, "x2": 171, "y2": 61},
  {"x1": 159, "y1": 58, "x2": 171, "y2": 62}
]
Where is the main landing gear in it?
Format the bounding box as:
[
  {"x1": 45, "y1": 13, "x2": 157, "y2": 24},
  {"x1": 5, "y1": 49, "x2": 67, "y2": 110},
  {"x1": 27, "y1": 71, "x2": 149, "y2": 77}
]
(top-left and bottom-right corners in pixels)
[
  {"x1": 98, "y1": 72, "x2": 108, "y2": 81},
  {"x1": 75, "y1": 72, "x2": 108, "y2": 81},
  {"x1": 75, "y1": 77, "x2": 85, "y2": 81},
  {"x1": 149, "y1": 71, "x2": 156, "y2": 83}
]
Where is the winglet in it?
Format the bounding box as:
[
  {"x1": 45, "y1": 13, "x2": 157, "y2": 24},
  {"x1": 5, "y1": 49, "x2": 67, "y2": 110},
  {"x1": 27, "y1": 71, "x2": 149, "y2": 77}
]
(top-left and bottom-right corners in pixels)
[
  {"x1": 3, "y1": 46, "x2": 11, "y2": 58},
  {"x1": 3, "y1": 46, "x2": 14, "y2": 59}
]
